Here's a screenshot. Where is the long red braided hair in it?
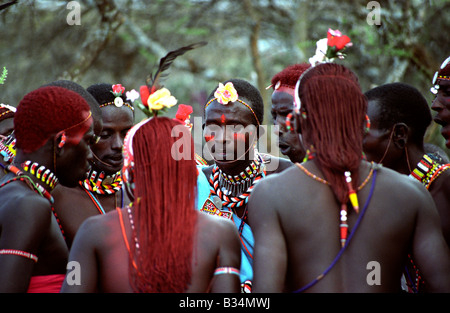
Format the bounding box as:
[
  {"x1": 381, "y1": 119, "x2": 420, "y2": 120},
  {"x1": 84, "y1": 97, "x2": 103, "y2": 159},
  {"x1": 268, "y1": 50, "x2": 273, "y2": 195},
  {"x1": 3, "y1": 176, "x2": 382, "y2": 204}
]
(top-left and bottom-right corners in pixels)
[
  {"x1": 128, "y1": 117, "x2": 198, "y2": 292},
  {"x1": 298, "y1": 63, "x2": 367, "y2": 205}
]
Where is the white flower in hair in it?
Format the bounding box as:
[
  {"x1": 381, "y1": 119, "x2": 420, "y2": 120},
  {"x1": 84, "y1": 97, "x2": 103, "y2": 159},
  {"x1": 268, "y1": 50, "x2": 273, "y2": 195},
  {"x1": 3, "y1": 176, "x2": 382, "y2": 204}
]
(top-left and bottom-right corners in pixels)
[
  {"x1": 309, "y1": 38, "x2": 328, "y2": 66},
  {"x1": 126, "y1": 89, "x2": 140, "y2": 103}
]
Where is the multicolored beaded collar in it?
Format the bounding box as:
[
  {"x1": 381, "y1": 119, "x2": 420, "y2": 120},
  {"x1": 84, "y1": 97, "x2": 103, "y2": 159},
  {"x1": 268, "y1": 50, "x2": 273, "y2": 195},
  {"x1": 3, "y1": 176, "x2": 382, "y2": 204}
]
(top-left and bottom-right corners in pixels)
[
  {"x1": 209, "y1": 152, "x2": 266, "y2": 209},
  {"x1": 22, "y1": 160, "x2": 59, "y2": 189},
  {"x1": 79, "y1": 169, "x2": 124, "y2": 215},
  {"x1": 409, "y1": 154, "x2": 450, "y2": 189},
  {"x1": 204, "y1": 82, "x2": 261, "y2": 126},
  {"x1": 80, "y1": 169, "x2": 122, "y2": 195}
]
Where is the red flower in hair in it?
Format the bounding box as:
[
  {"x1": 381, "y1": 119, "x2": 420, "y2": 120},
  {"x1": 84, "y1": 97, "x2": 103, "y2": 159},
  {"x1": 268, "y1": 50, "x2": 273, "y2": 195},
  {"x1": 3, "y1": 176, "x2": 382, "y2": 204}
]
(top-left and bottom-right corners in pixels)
[
  {"x1": 112, "y1": 84, "x2": 125, "y2": 96},
  {"x1": 327, "y1": 29, "x2": 352, "y2": 51},
  {"x1": 139, "y1": 85, "x2": 150, "y2": 107},
  {"x1": 175, "y1": 104, "x2": 193, "y2": 122}
]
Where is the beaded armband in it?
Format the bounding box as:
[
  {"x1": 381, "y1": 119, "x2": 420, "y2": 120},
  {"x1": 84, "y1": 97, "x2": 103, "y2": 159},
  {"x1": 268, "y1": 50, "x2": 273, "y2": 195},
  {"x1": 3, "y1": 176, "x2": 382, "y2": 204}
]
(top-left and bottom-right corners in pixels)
[{"x1": 0, "y1": 249, "x2": 38, "y2": 263}]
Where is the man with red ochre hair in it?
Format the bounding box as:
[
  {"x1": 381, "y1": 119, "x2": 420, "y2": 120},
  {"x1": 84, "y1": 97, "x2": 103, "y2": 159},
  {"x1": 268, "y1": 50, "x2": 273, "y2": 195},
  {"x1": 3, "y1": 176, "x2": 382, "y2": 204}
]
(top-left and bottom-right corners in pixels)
[
  {"x1": 61, "y1": 116, "x2": 241, "y2": 292},
  {"x1": 269, "y1": 64, "x2": 310, "y2": 163},
  {"x1": 249, "y1": 63, "x2": 450, "y2": 292},
  {"x1": 52, "y1": 83, "x2": 134, "y2": 248},
  {"x1": 0, "y1": 86, "x2": 95, "y2": 292}
]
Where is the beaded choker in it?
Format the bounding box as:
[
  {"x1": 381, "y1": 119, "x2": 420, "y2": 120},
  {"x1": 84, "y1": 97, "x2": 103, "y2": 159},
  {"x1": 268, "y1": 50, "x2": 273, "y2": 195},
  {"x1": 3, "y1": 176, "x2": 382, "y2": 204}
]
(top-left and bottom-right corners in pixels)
[
  {"x1": 81, "y1": 169, "x2": 122, "y2": 195},
  {"x1": 22, "y1": 160, "x2": 59, "y2": 190},
  {"x1": 209, "y1": 153, "x2": 266, "y2": 209},
  {"x1": 217, "y1": 154, "x2": 263, "y2": 196}
]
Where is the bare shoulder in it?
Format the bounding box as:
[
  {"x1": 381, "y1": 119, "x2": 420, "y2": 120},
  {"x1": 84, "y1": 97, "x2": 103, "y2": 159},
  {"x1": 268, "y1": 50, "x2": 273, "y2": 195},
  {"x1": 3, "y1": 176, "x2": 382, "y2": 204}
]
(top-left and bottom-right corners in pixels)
[
  {"x1": 74, "y1": 209, "x2": 120, "y2": 246},
  {"x1": 260, "y1": 153, "x2": 293, "y2": 175},
  {"x1": 1, "y1": 188, "x2": 52, "y2": 226},
  {"x1": 375, "y1": 165, "x2": 432, "y2": 198},
  {"x1": 253, "y1": 163, "x2": 299, "y2": 196},
  {"x1": 198, "y1": 212, "x2": 236, "y2": 236}
]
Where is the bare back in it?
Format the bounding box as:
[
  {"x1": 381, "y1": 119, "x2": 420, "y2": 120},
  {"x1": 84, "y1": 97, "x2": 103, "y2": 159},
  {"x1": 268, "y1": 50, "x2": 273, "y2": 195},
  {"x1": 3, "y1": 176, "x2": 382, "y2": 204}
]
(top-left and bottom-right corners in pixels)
[
  {"x1": 249, "y1": 161, "x2": 450, "y2": 292},
  {"x1": 60, "y1": 208, "x2": 241, "y2": 293}
]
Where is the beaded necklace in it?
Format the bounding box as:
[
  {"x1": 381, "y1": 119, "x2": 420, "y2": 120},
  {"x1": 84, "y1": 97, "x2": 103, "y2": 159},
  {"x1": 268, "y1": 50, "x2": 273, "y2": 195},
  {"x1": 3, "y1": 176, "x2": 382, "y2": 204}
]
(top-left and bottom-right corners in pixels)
[
  {"x1": 296, "y1": 161, "x2": 375, "y2": 247},
  {"x1": 22, "y1": 160, "x2": 59, "y2": 189},
  {"x1": 209, "y1": 153, "x2": 266, "y2": 209},
  {"x1": 409, "y1": 154, "x2": 450, "y2": 189},
  {"x1": 81, "y1": 169, "x2": 122, "y2": 195},
  {"x1": 216, "y1": 154, "x2": 264, "y2": 196},
  {"x1": 80, "y1": 169, "x2": 124, "y2": 214}
]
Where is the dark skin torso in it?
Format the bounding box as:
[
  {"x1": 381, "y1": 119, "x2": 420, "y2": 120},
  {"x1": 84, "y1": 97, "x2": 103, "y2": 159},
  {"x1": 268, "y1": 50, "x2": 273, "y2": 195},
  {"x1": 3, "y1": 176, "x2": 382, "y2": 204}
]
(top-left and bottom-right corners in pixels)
[
  {"x1": 53, "y1": 104, "x2": 134, "y2": 248},
  {"x1": 52, "y1": 184, "x2": 130, "y2": 248},
  {"x1": 0, "y1": 174, "x2": 68, "y2": 292},
  {"x1": 60, "y1": 209, "x2": 241, "y2": 292},
  {"x1": 249, "y1": 160, "x2": 450, "y2": 292}
]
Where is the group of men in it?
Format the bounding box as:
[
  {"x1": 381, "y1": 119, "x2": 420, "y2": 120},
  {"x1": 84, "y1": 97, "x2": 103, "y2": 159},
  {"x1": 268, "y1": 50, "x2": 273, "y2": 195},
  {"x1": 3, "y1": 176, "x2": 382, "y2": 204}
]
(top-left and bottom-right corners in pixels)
[{"x1": 0, "y1": 54, "x2": 449, "y2": 293}]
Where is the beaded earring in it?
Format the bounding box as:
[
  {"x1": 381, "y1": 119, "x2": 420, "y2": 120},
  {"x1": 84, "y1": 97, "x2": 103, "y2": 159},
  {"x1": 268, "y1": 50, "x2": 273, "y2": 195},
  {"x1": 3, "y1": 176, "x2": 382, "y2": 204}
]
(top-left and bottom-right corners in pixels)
[
  {"x1": 58, "y1": 132, "x2": 66, "y2": 148},
  {"x1": 364, "y1": 114, "x2": 371, "y2": 134},
  {"x1": 285, "y1": 113, "x2": 293, "y2": 132}
]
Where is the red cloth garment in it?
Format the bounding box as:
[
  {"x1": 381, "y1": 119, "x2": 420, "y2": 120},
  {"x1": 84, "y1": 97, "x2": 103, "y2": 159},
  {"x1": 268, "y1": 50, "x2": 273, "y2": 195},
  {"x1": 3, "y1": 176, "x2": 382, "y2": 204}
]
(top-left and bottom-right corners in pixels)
[{"x1": 27, "y1": 274, "x2": 65, "y2": 293}]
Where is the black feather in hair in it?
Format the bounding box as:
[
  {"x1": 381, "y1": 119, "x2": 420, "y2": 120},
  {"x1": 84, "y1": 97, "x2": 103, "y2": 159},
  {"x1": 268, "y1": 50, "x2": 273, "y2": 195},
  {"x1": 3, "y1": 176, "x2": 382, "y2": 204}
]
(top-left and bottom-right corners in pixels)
[{"x1": 146, "y1": 41, "x2": 207, "y2": 93}]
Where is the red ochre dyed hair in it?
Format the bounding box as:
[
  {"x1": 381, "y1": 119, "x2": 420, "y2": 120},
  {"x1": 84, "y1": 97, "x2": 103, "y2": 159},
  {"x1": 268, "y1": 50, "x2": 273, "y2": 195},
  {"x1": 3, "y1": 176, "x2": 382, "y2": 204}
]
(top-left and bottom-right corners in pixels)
[
  {"x1": 271, "y1": 63, "x2": 311, "y2": 89},
  {"x1": 14, "y1": 86, "x2": 91, "y2": 153},
  {"x1": 129, "y1": 117, "x2": 198, "y2": 292},
  {"x1": 298, "y1": 63, "x2": 367, "y2": 204}
]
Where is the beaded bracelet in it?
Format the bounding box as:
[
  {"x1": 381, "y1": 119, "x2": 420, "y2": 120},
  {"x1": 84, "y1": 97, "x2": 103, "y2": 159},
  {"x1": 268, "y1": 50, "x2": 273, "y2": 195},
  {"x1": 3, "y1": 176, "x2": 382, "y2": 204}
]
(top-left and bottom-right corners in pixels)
[{"x1": 214, "y1": 267, "x2": 240, "y2": 277}]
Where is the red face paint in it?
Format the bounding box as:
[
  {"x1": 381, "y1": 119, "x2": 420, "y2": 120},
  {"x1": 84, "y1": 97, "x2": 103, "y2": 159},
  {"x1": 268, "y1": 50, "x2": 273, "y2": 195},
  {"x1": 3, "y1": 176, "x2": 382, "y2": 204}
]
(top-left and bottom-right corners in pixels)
[
  {"x1": 204, "y1": 134, "x2": 215, "y2": 142},
  {"x1": 233, "y1": 131, "x2": 253, "y2": 142},
  {"x1": 220, "y1": 114, "x2": 226, "y2": 124}
]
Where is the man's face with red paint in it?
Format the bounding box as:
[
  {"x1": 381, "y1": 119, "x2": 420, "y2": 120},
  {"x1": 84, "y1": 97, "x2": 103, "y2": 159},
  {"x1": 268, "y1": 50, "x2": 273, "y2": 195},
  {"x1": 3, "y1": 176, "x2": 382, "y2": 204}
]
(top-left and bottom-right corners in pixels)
[{"x1": 204, "y1": 99, "x2": 258, "y2": 162}]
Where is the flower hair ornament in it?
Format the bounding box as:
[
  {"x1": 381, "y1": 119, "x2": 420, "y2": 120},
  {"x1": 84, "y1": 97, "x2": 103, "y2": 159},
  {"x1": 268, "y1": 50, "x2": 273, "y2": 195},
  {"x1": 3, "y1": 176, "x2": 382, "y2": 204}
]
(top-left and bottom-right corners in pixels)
[
  {"x1": 174, "y1": 104, "x2": 194, "y2": 130},
  {"x1": 204, "y1": 82, "x2": 261, "y2": 126},
  {"x1": 309, "y1": 28, "x2": 353, "y2": 66},
  {"x1": 137, "y1": 41, "x2": 207, "y2": 117},
  {"x1": 293, "y1": 28, "x2": 354, "y2": 115},
  {"x1": 100, "y1": 84, "x2": 135, "y2": 111}
]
